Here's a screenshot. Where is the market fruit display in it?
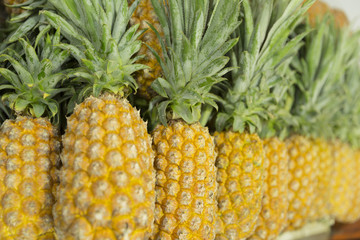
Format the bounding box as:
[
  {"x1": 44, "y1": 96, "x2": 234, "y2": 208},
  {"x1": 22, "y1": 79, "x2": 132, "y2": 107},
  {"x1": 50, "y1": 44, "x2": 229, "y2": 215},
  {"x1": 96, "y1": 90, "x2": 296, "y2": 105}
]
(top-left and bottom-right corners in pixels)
[
  {"x1": 149, "y1": 0, "x2": 240, "y2": 238},
  {"x1": 0, "y1": 33, "x2": 67, "y2": 238},
  {"x1": 129, "y1": 0, "x2": 163, "y2": 99},
  {"x1": 41, "y1": 0, "x2": 156, "y2": 238},
  {"x1": 0, "y1": 0, "x2": 359, "y2": 240}
]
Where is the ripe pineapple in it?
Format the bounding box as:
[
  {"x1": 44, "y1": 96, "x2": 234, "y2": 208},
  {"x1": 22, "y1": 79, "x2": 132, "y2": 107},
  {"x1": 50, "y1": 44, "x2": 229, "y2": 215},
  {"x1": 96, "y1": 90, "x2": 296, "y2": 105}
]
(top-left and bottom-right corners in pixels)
[
  {"x1": 148, "y1": 0, "x2": 240, "y2": 238},
  {"x1": 285, "y1": 136, "x2": 320, "y2": 229},
  {"x1": 345, "y1": 150, "x2": 360, "y2": 222},
  {"x1": 329, "y1": 141, "x2": 356, "y2": 222},
  {"x1": 248, "y1": 138, "x2": 289, "y2": 240},
  {"x1": 284, "y1": 8, "x2": 357, "y2": 231},
  {"x1": 129, "y1": 0, "x2": 163, "y2": 99},
  {"x1": 330, "y1": 39, "x2": 360, "y2": 223},
  {"x1": 215, "y1": 131, "x2": 264, "y2": 240},
  {"x1": 42, "y1": 0, "x2": 155, "y2": 238},
  {"x1": 305, "y1": 0, "x2": 329, "y2": 27},
  {"x1": 214, "y1": 1, "x2": 312, "y2": 239},
  {"x1": 331, "y1": 8, "x2": 349, "y2": 28},
  {"x1": 309, "y1": 138, "x2": 332, "y2": 221},
  {"x1": 0, "y1": 33, "x2": 69, "y2": 239}
]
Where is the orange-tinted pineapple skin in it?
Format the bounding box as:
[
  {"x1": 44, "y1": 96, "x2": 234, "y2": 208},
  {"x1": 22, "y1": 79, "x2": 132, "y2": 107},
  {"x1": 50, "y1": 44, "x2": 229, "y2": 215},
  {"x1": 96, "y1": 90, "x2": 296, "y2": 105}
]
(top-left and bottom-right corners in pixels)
[
  {"x1": 0, "y1": 117, "x2": 60, "y2": 239},
  {"x1": 152, "y1": 120, "x2": 217, "y2": 240},
  {"x1": 306, "y1": 0, "x2": 329, "y2": 27},
  {"x1": 129, "y1": 0, "x2": 163, "y2": 99},
  {"x1": 214, "y1": 131, "x2": 264, "y2": 240},
  {"x1": 54, "y1": 94, "x2": 155, "y2": 239},
  {"x1": 4, "y1": 0, "x2": 26, "y2": 15},
  {"x1": 286, "y1": 135, "x2": 320, "y2": 229},
  {"x1": 331, "y1": 8, "x2": 349, "y2": 28},
  {"x1": 330, "y1": 141, "x2": 357, "y2": 223},
  {"x1": 249, "y1": 137, "x2": 289, "y2": 240}
]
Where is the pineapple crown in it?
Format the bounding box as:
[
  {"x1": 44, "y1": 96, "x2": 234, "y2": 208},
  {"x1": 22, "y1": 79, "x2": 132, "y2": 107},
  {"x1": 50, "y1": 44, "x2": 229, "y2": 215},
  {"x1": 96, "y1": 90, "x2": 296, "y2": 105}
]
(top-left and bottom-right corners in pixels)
[
  {"x1": 149, "y1": 0, "x2": 241, "y2": 126},
  {"x1": 0, "y1": 29, "x2": 70, "y2": 121},
  {"x1": 215, "y1": 0, "x2": 314, "y2": 137},
  {"x1": 290, "y1": 14, "x2": 359, "y2": 140},
  {"x1": 2, "y1": 0, "x2": 47, "y2": 45},
  {"x1": 332, "y1": 38, "x2": 360, "y2": 148},
  {"x1": 41, "y1": 0, "x2": 146, "y2": 101}
]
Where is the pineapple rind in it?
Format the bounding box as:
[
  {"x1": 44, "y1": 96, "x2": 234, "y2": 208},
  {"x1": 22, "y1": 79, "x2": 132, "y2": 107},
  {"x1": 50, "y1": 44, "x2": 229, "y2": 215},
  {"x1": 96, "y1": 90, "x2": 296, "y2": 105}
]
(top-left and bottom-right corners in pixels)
[
  {"x1": 129, "y1": 0, "x2": 163, "y2": 100},
  {"x1": 248, "y1": 137, "x2": 289, "y2": 240},
  {"x1": 54, "y1": 94, "x2": 155, "y2": 239},
  {"x1": 329, "y1": 141, "x2": 357, "y2": 222},
  {"x1": 309, "y1": 138, "x2": 332, "y2": 221},
  {"x1": 0, "y1": 116, "x2": 60, "y2": 239},
  {"x1": 214, "y1": 131, "x2": 264, "y2": 240},
  {"x1": 152, "y1": 120, "x2": 217, "y2": 240},
  {"x1": 285, "y1": 135, "x2": 320, "y2": 230},
  {"x1": 344, "y1": 150, "x2": 360, "y2": 222}
]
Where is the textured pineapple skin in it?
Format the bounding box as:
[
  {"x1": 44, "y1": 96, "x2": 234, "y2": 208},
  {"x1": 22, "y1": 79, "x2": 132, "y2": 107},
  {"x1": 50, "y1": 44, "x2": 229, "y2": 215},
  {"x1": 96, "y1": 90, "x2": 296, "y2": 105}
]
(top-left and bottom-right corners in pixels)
[
  {"x1": 129, "y1": 0, "x2": 163, "y2": 100},
  {"x1": 54, "y1": 95, "x2": 155, "y2": 240},
  {"x1": 4, "y1": 0, "x2": 26, "y2": 15},
  {"x1": 0, "y1": 116, "x2": 60, "y2": 239},
  {"x1": 309, "y1": 138, "x2": 332, "y2": 221},
  {"x1": 344, "y1": 150, "x2": 360, "y2": 222},
  {"x1": 329, "y1": 141, "x2": 357, "y2": 223},
  {"x1": 214, "y1": 131, "x2": 264, "y2": 240},
  {"x1": 152, "y1": 120, "x2": 217, "y2": 240},
  {"x1": 285, "y1": 135, "x2": 319, "y2": 230},
  {"x1": 248, "y1": 137, "x2": 289, "y2": 240}
]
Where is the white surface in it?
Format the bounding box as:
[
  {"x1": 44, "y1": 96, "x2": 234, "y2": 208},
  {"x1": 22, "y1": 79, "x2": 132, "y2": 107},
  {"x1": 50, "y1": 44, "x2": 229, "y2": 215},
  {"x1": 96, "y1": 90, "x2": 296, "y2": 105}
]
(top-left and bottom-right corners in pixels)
[{"x1": 323, "y1": 0, "x2": 360, "y2": 29}]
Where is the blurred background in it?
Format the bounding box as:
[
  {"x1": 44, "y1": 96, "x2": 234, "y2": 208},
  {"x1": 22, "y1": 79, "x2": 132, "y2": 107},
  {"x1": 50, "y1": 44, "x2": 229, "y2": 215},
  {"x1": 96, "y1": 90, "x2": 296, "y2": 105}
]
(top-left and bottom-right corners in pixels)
[{"x1": 323, "y1": 0, "x2": 360, "y2": 29}]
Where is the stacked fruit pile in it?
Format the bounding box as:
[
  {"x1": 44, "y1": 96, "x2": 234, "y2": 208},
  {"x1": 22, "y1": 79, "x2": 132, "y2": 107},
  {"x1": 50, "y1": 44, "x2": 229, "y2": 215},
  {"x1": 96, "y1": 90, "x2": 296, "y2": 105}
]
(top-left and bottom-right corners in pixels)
[{"x1": 0, "y1": 0, "x2": 359, "y2": 239}]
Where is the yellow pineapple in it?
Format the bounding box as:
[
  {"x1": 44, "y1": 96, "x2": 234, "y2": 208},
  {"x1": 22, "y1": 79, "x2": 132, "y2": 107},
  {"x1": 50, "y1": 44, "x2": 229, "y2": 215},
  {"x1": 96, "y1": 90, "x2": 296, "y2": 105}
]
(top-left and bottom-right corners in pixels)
[
  {"x1": 344, "y1": 150, "x2": 360, "y2": 222},
  {"x1": 0, "y1": 34, "x2": 68, "y2": 239},
  {"x1": 329, "y1": 37, "x2": 360, "y2": 223},
  {"x1": 283, "y1": 6, "x2": 357, "y2": 233},
  {"x1": 153, "y1": 120, "x2": 217, "y2": 239},
  {"x1": 214, "y1": 1, "x2": 312, "y2": 239},
  {"x1": 214, "y1": 131, "x2": 264, "y2": 240},
  {"x1": 55, "y1": 94, "x2": 155, "y2": 239},
  {"x1": 249, "y1": 138, "x2": 289, "y2": 240},
  {"x1": 309, "y1": 138, "x2": 332, "y2": 221},
  {"x1": 129, "y1": 0, "x2": 163, "y2": 99},
  {"x1": 329, "y1": 141, "x2": 356, "y2": 222},
  {"x1": 285, "y1": 136, "x2": 320, "y2": 229},
  {"x1": 148, "y1": 0, "x2": 240, "y2": 238},
  {"x1": 42, "y1": 0, "x2": 155, "y2": 238}
]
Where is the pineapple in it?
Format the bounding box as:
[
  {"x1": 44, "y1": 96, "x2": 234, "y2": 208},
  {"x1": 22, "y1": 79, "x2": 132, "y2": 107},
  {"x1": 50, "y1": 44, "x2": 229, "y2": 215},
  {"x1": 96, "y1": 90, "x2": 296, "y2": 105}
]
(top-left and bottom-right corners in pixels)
[
  {"x1": 148, "y1": 0, "x2": 240, "y2": 239},
  {"x1": 248, "y1": 138, "x2": 289, "y2": 240},
  {"x1": 129, "y1": 0, "x2": 163, "y2": 99},
  {"x1": 329, "y1": 141, "x2": 356, "y2": 222},
  {"x1": 305, "y1": 0, "x2": 329, "y2": 27},
  {"x1": 284, "y1": 8, "x2": 357, "y2": 231},
  {"x1": 42, "y1": 0, "x2": 155, "y2": 238},
  {"x1": 330, "y1": 36, "x2": 360, "y2": 223},
  {"x1": 331, "y1": 8, "x2": 349, "y2": 28},
  {"x1": 214, "y1": 1, "x2": 312, "y2": 239},
  {"x1": 0, "y1": 32, "x2": 69, "y2": 239}
]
